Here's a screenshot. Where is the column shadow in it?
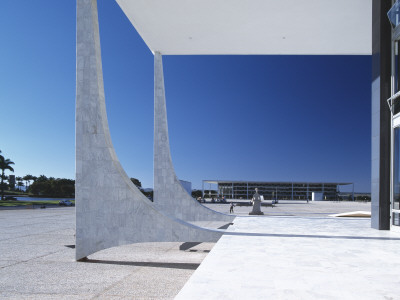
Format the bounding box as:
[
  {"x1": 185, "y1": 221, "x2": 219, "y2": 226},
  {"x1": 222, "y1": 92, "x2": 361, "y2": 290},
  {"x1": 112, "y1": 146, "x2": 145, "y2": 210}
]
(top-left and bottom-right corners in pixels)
[{"x1": 80, "y1": 258, "x2": 200, "y2": 270}]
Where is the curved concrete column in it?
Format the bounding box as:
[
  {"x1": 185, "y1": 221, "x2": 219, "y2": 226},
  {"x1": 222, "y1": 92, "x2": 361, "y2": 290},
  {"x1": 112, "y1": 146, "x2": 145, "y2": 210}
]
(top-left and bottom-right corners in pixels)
[
  {"x1": 154, "y1": 52, "x2": 234, "y2": 222},
  {"x1": 75, "y1": 0, "x2": 223, "y2": 261}
]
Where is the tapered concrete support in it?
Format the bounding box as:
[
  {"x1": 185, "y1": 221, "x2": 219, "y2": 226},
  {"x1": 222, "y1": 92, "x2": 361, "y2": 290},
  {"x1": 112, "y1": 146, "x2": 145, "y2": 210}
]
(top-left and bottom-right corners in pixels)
[
  {"x1": 75, "y1": 0, "x2": 223, "y2": 261},
  {"x1": 154, "y1": 52, "x2": 234, "y2": 222}
]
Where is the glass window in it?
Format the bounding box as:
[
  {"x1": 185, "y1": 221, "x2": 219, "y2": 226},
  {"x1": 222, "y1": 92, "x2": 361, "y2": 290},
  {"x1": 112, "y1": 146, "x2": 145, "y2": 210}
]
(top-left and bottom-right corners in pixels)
[
  {"x1": 388, "y1": 1, "x2": 400, "y2": 29},
  {"x1": 393, "y1": 212, "x2": 400, "y2": 226},
  {"x1": 394, "y1": 42, "x2": 400, "y2": 115},
  {"x1": 396, "y1": 41, "x2": 399, "y2": 94},
  {"x1": 394, "y1": 128, "x2": 400, "y2": 210}
]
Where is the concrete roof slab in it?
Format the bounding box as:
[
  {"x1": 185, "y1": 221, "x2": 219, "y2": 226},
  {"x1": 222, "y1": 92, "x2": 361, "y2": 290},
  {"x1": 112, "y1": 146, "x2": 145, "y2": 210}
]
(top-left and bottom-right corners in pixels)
[{"x1": 115, "y1": 0, "x2": 372, "y2": 55}]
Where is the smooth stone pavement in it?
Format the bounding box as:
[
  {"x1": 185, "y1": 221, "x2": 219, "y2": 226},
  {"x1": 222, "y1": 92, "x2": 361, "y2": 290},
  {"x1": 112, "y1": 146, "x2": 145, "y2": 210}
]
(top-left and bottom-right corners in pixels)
[
  {"x1": 0, "y1": 208, "x2": 214, "y2": 299},
  {"x1": 0, "y1": 201, "x2": 384, "y2": 299},
  {"x1": 176, "y1": 215, "x2": 400, "y2": 300},
  {"x1": 207, "y1": 200, "x2": 372, "y2": 217}
]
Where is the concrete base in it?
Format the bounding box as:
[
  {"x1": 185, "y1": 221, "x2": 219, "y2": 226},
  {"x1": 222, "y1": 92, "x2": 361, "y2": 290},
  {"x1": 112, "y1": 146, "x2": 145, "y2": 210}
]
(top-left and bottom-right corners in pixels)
[
  {"x1": 330, "y1": 211, "x2": 371, "y2": 218},
  {"x1": 249, "y1": 211, "x2": 264, "y2": 215}
]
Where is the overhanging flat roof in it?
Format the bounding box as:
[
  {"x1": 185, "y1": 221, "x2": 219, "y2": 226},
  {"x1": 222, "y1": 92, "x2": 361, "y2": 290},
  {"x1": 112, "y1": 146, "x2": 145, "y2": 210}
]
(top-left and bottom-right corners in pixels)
[
  {"x1": 115, "y1": 0, "x2": 372, "y2": 55},
  {"x1": 204, "y1": 180, "x2": 352, "y2": 186}
]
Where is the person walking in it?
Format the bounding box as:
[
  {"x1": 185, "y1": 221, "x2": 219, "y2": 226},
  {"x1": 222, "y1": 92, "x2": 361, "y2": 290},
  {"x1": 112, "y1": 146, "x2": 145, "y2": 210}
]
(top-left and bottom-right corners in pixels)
[{"x1": 230, "y1": 202, "x2": 235, "y2": 214}]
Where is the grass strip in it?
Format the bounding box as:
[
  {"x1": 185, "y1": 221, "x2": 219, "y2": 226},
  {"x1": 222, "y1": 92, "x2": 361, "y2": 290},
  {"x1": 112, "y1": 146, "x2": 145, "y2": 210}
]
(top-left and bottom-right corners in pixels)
[{"x1": 0, "y1": 200, "x2": 75, "y2": 207}]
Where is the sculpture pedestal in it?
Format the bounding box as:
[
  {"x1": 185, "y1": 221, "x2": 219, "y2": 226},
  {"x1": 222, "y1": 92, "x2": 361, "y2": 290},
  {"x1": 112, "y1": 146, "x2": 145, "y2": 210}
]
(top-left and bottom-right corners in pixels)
[{"x1": 249, "y1": 200, "x2": 264, "y2": 215}]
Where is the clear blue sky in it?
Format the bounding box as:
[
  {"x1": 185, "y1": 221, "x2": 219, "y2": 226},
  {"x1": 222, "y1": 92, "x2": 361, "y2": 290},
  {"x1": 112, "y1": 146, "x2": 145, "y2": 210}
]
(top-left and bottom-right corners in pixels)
[{"x1": 0, "y1": 1, "x2": 371, "y2": 192}]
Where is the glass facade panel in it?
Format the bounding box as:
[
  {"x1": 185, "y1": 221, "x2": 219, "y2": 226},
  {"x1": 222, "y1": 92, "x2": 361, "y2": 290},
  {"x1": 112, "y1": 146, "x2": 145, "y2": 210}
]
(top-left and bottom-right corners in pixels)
[
  {"x1": 391, "y1": 2, "x2": 400, "y2": 229},
  {"x1": 388, "y1": 1, "x2": 400, "y2": 28},
  {"x1": 394, "y1": 128, "x2": 400, "y2": 211},
  {"x1": 393, "y1": 212, "x2": 400, "y2": 226},
  {"x1": 394, "y1": 42, "x2": 400, "y2": 115},
  {"x1": 209, "y1": 181, "x2": 349, "y2": 201}
]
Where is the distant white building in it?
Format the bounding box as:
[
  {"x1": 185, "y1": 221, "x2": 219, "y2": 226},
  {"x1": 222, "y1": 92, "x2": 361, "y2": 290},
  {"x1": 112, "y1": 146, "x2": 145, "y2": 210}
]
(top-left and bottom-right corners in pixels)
[{"x1": 203, "y1": 180, "x2": 353, "y2": 201}]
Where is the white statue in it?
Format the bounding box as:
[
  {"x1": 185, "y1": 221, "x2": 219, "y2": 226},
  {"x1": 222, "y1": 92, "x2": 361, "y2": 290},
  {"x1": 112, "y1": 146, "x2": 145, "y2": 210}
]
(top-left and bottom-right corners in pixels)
[{"x1": 249, "y1": 188, "x2": 264, "y2": 215}]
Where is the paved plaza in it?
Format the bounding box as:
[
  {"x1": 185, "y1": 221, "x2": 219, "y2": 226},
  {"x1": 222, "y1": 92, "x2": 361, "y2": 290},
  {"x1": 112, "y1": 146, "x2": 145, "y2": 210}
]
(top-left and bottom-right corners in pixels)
[
  {"x1": 205, "y1": 200, "x2": 371, "y2": 217},
  {"x1": 179, "y1": 216, "x2": 400, "y2": 300},
  {"x1": 2, "y1": 201, "x2": 397, "y2": 299},
  {"x1": 0, "y1": 207, "x2": 213, "y2": 299}
]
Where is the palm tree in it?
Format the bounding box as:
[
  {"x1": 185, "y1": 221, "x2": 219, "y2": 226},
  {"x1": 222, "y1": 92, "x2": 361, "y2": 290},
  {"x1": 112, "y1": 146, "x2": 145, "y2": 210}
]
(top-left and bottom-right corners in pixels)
[
  {"x1": 23, "y1": 175, "x2": 30, "y2": 190},
  {"x1": 0, "y1": 156, "x2": 15, "y2": 200},
  {"x1": 23, "y1": 174, "x2": 35, "y2": 192},
  {"x1": 16, "y1": 176, "x2": 23, "y2": 191},
  {"x1": 17, "y1": 181, "x2": 24, "y2": 191}
]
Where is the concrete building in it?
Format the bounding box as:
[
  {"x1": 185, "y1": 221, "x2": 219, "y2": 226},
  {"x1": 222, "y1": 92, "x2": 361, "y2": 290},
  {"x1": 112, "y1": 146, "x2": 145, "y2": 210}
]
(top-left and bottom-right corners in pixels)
[
  {"x1": 203, "y1": 180, "x2": 353, "y2": 201},
  {"x1": 112, "y1": 0, "x2": 388, "y2": 227},
  {"x1": 75, "y1": 0, "x2": 400, "y2": 260}
]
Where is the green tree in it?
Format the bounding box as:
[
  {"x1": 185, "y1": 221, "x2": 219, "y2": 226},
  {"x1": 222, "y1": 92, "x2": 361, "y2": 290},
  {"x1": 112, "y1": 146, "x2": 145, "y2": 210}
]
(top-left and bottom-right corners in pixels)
[
  {"x1": 17, "y1": 181, "x2": 24, "y2": 191},
  {"x1": 130, "y1": 178, "x2": 142, "y2": 188},
  {"x1": 36, "y1": 175, "x2": 48, "y2": 182},
  {"x1": 29, "y1": 177, "x2": 75, "y2": 197},
  {"x1": 16, "y1": 176, "x2": 23, "y2": 191},
  {"x1": 23, "y1": 174, "x2": 35, "y2": 190},
  {"x1": 0, "y1": 155, "x2": 15, "y2": 200},
  {"x1": 1, "y1": 175, "x2": 9, "y2": 192},
  {"x1": 191, "y1": 190, "x2": 202, "y2": 198}
]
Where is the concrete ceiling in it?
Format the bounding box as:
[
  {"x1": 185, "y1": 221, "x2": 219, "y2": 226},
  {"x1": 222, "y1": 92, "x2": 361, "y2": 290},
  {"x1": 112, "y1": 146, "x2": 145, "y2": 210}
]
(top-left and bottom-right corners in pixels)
[{"x1": 115, "y1": 0, "x2": 372, "y2": 55}]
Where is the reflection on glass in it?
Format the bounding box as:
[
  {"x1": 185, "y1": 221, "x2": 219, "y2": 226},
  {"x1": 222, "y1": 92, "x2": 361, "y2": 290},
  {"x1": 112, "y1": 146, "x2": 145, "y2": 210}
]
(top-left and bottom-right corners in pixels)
[
  {"x1": 388, "y1": 1, "x2": 400, "y2": 28},
  {"x1": 394, "y1": 128, "x2": 400, "y2": 211},
  {"x1": 397, "y1": 41, "x2": 400, "y2": 94},
  {"x1": 393, "y1": 212, "x2": 400, "y2": 226},
  {"x1": 394, "y1": 42, "x2": 400, "y2": 115}
]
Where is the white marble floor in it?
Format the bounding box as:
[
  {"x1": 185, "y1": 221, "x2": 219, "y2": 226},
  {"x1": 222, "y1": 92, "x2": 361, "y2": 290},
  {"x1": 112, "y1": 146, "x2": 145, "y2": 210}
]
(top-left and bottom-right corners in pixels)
[{"x1": 176, "y1": 216, "x2": 400, "y2": 300}]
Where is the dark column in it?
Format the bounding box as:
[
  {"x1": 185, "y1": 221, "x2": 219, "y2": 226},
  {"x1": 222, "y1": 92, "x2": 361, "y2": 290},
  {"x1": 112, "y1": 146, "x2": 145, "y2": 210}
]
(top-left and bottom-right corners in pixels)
[{"x1": 371, "y1": 0, "x2": 392, "y2": 230}]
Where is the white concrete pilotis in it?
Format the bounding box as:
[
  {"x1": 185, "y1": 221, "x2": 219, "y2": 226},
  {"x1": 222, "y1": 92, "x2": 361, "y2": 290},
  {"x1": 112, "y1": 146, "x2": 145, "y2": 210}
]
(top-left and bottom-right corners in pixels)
[
  {"x1": 75, "y1": 0, "x2": 224, "y2": 261},
  {"x1": 153, "y1": 52, "x2": 234, "y2": 222}
]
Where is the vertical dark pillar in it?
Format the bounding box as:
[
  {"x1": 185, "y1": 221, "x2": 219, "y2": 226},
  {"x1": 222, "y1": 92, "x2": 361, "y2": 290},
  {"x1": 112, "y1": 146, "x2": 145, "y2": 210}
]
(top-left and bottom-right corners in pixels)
[{"x1": 371, "y1": 0, "x2": 392, "y2": 230}]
